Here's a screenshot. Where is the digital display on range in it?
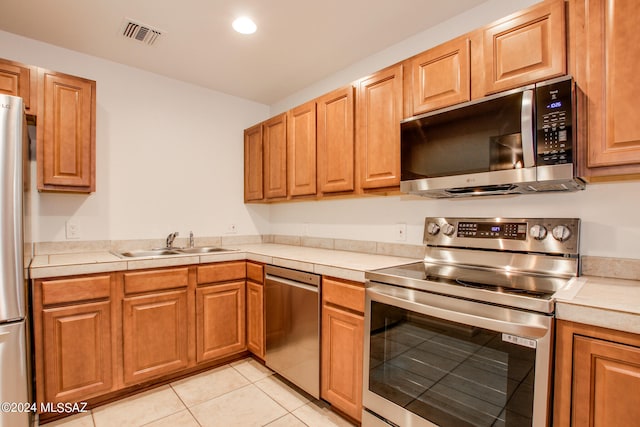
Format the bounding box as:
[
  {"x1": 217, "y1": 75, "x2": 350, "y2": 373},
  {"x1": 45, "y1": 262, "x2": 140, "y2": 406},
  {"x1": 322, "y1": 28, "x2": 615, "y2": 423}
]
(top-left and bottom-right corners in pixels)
[{"x1": 457, "y1": 222, "x2": 527, "y2": 240}]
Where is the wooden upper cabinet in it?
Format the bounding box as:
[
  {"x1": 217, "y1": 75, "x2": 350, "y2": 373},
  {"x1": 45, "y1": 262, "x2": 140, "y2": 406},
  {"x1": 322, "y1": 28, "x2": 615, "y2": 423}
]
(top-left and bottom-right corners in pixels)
[
  {"x1": 570, "y1": 0, "x2": 640, "y2": 178},
  {"x1": 288, "y1": 101, "x2": 317, "y2": 197},
  {"x1": 357, "y1": 64, "x2": 403, "y2": 190},
  {"x1": 317, "y1": 85, "x2": 355, "y2": 195},
  {"x1": 483, "y1": 0, "x2": 566, "y2": 95},
  {"x1": 407, "y1": 37, "x2": 471, "y2": 117},
  {"x1": 263, "y1": 113, "x2": 287, "y2": 199},
  {"x1": 0, "y1": 57, "x2": 36, "y2": 115},
  {"x1": 37, "y1": 69, "x2": 96, "y2": 193},
  {"x1": 244, "y1": 123, "x2": 263, "y2": 202}
]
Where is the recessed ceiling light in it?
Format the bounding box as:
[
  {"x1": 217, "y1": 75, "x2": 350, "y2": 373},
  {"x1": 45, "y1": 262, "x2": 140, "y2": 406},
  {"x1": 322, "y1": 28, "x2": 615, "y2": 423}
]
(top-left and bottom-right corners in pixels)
[{"x1": 232, "y1": 17, "x2": 257, "y2": 35}]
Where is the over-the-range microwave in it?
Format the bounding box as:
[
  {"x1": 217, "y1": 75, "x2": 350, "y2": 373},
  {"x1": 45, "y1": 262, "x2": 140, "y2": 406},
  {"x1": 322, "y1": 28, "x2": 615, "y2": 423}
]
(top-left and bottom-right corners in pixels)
[{"x1": 400, "y1": 76, "x2": 586, "y2": 198}]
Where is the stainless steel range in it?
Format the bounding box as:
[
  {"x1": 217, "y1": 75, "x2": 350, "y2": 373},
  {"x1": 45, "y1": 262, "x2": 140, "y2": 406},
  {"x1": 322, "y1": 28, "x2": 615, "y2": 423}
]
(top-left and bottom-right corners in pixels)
[{"x1": 362, "y1": 217, "x2": 580, "y2": 427}]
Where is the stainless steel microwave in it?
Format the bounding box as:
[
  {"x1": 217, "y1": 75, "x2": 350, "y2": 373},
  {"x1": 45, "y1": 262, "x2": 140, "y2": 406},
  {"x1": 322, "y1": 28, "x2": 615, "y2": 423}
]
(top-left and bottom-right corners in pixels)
[{"x1": 400, "y1": 76, "x2": 586, "y2": 198}]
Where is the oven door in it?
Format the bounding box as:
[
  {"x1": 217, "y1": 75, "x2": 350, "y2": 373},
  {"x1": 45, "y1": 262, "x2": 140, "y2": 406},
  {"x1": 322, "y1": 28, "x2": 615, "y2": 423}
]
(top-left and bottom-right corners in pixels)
[{"x1": 363, "y1": 282, "x2": 553, "y2": 427}]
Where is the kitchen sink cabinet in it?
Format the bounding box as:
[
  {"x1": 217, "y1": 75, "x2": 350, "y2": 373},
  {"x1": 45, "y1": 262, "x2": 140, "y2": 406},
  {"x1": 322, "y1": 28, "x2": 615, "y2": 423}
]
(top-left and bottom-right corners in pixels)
[
  {"x1": 404, "y1": 36, "x2": 471, "y2": 117},
  {"x1": 321, "y1": 277, "x2": 364, "y2": 422},
  {"x1": 196, "y1": 262, "x2": 247, "y2": 362},
  {"x1": 482, "y1": 0, "x2": 566, "y2": 95},
  {"x1": 356, "y1": 64, "x2": 403, "y2": 192},
  {"x1": 37, "y1": 68, "x2": 96, "y2": 193},
  {"x1": 288, "y1": 100, "x2": 317, "y2": 198},
  {"x1": 554, "y1": 320, "x2": 640, "y2": 426},
  {"x1": 122, "y1": 268, "x2": 192, "y2": 385},
  {"x1": 246, "y1": 261, "x2": 265, "y2": 359},
  {"x1": 569, "y1": 0, "x2": 640, "y2": 179},
  {"x1": 317, "y1": 85, "x2": 356, "y2": 195},
  {"x1": 33, "y1": 274, "x2": 115, "y2": 406},
  {"x1": 0, "y1": 57, "x2": 37, "y2": 115},
  {"x1": 244, "y1": 123, "x2": 263, "y2": 202}
]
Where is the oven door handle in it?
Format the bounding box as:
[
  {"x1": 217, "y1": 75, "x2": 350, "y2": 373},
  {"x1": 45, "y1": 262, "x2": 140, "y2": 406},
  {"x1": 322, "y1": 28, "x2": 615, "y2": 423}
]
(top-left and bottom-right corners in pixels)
[{"x1": 367, "y1": 283, "x2": 551, "y2": 339}]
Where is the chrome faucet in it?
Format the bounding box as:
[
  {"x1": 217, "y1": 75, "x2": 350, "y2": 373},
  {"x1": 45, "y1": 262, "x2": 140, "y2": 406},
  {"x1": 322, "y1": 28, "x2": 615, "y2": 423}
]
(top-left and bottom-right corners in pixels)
[
  {"x1": 166, "y1": 231, "x2": 179, "y2": 248},
  {"x1": 189, "y1": 231, "x2": 194, "y2": 248}
]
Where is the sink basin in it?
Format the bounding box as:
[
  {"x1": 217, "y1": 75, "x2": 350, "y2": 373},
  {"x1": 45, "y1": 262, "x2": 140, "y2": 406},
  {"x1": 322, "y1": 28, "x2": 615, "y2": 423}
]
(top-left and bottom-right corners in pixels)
[
  {"x1": 177, "y1": 247, "x2": 235, "y2": 254},
  {"x1": 112, "y1": 247, "x2": 236, "y2": 258},
  {"x1": 115, "y1": 249, "x2": 182, "y2": 258}
]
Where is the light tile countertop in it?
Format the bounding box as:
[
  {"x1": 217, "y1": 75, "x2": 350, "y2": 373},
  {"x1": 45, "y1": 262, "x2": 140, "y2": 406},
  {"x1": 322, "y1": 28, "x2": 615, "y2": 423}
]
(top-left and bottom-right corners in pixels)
[
  {"x1": 30, "y1": 243, "x2": 640, "y2": 335},
  {"x1": 554, "y1": 276, "x2": 640, "y2": 334},
  {"x1": 29, "y1": 243, "x2": 419, "y2": 283}
]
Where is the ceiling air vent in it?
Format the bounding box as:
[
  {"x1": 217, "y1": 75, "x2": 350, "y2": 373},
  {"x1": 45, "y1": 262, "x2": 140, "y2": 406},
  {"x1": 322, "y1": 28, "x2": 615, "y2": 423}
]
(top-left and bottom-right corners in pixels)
[{"x1": 121, "y1": 19, "x2": 163, "y2": 46}]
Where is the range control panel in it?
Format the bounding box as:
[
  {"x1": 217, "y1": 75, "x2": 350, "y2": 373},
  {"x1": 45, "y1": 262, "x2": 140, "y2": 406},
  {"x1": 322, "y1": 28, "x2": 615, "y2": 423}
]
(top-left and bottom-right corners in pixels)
[
  {"x1": 457, "y1": 222, "x2": 527, "y2": 240},
  {"x1": 536, "y1": 77, "x2": 573, "y2": 166},
  {"x1": 424, "y1": 217, "x2": 581, "y2": 255}
]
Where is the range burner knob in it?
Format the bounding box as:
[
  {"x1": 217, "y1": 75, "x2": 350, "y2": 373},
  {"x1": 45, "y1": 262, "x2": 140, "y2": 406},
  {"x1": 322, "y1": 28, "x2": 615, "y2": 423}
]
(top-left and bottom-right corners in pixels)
[
  {"x1": 441, "y1": 222, "x2": 455, "y2": 236},
  {"x1": 552, "y1": 225, "x2": 572, "y2": 242},
  {"x1": 530, "y1": 224, "x2": 548, "y2": 240},
  {"x1": 426, "y1": 222, "x2": 441, "y2": 236}
]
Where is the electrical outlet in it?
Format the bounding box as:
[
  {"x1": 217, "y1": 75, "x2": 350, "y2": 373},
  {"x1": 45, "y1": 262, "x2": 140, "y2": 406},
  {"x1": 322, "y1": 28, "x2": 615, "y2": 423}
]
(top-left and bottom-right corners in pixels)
[
  {"x1": 227, "y1": 224, "x2": 237, "y2": 234},
  {"x1": 65, "y1": 220, "x2": 80, "y2": 240},
  {"x1": 395, "y1": 223, "x2": 407, "y2": 241}
]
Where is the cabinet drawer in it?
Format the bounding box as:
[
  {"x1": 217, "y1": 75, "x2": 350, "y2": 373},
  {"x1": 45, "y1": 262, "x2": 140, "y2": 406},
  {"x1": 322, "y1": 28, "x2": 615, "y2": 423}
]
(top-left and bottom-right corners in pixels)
[
  {"x1": 197, "y1": 261, "x2": 246, "y2": 284},
  {"x1": 246, "y1": 262, "x2": 264, "y2": 283},
  {"x1": 41, "y1": 275, "x2": 111, "y2": 306},
  {"x1": 123, "y1": 267, "x2": 189, "y2": 295},
  {"x1": 322, "y1": 277, "x2": 365, "y2": 313}
]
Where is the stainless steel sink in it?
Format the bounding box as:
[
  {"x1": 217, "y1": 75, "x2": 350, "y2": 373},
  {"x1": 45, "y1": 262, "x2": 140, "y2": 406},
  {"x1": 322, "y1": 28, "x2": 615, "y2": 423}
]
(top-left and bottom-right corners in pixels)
[
  {"x1": 112, "y1": 246, "x2": 236, "y2": 258},
  {"x1": 177, "y1": 247, "x2": 235, "y2": 254},
  {"x1": 115, "y1": 249, "x2": 182, "y2": 258}
]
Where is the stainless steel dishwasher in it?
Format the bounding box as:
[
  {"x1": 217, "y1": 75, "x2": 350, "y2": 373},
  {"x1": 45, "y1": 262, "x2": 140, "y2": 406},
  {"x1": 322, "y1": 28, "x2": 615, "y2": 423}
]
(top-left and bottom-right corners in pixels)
[{"x1": 265, "y1": 265, "x2": 321, "y2": 398}]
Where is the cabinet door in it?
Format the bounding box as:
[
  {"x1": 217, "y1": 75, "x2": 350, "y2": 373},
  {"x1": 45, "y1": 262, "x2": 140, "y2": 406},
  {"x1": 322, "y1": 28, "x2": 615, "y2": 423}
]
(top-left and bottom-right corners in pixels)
[
  {"x1": 244, "y1": 123, "x2": 263, "y2": 202},
  {"x1": 263, "y1": 113, "x2": 287, "y2": 199},
  {"x1": 483, "y1": 0, "x2": 565, "y2": 94},
  {"x1": 246, "y1": 280, "x2": 264, "y2": 359},
  {"x1": 572, "y1": 335, "x2": 640, "y2": 426},
  {"x1": 42, "y1": 301, "x2": 113, "y2": 403},
  {"x1": 408, "y1": 37, "x2": 470, "y2": 116},
  {"x1": 288, "y1": 101, "x2": 317, "y2": 197},
  {"x1": 196, "y1": 281, "x2": 246, "y2": 362},
  {"x1": 122, "y1": 290, "x2": 189, "y2": 385},
  {"x1": 317, "y1": 86, "x2": 355, "y2": 194},
  {"x1": 37, "y1": 69, "x2": 96, "y2": 192},
  {"x1": 0, "y1": 58, "x2": 36, "y2": 114},
  {"x1": 357, "y1": 64, "x2": 403, "y2": 190},
  {"x1": 321, "y1": 304, "x2": 364, "y2": 421},
  {"x1": 571, "y1": 0, "x2": 640, "y2": 177}
]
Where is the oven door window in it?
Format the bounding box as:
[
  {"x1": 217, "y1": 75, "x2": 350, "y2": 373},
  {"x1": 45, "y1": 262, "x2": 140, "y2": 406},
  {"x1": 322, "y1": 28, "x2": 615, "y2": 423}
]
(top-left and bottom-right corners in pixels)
[{"x1": 368, "y1": 301, "x2": 536, "y2": 427}]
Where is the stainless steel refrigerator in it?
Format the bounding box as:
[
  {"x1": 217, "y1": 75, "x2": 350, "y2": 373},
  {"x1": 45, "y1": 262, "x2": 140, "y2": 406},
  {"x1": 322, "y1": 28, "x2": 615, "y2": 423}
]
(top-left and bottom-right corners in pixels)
[{"x1": 0, "y1": 94, "x2": 32, "y2": 427}]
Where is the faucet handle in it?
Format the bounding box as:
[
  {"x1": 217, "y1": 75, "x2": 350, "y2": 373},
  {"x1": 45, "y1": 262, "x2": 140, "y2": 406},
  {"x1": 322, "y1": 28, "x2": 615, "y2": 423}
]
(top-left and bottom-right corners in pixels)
[{"x1": 189, "y1": 231, "x2": 194, "y2": 248}]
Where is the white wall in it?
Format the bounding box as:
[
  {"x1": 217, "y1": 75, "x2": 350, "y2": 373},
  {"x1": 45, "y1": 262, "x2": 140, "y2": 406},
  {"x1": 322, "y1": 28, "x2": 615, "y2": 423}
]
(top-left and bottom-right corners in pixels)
[
  {"x1": 267, "y1": 0, "x2": 640, "y2": 260},
  {"x1": 0, "y1": 30, "x2": 271, "y2": 242}
]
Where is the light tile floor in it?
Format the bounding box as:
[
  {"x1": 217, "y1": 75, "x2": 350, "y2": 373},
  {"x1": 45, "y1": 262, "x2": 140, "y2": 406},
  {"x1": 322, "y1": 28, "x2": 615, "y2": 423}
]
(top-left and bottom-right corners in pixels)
[{"x1": 39, "y1": 358, "x2": 356, "y2": 427}]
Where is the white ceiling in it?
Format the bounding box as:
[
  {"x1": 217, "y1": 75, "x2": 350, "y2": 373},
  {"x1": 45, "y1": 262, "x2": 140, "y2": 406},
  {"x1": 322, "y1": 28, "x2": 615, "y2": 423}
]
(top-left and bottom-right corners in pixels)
[{"x1": 0, "y1": 0, "x2": 487, "y2": 105}]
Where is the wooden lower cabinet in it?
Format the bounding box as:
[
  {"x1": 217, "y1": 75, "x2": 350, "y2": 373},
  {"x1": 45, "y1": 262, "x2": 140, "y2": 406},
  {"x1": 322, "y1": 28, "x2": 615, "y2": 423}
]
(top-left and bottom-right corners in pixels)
[
  {"x1": 122, "y1": 289, "x2": 189, "y2": 385},
  {"x1": 246, "y1": 261, "x2": 265, "y2": 359},
  {"x1": 321, "y1": 277, "x2": 365, "y2": 422},
  {"x1": 42, "y1": 301, "x2": 113, "y2": 403},
  {"x1": 196, "y1": 281, "x2": 246, "y2": 362},
  {"x1": 34, "y1": 261, "x2": 255, "y2": 415},
  {"x1": 554, "y1": 320, "x2": 640, "y2": 426},
  {"x1": 33, "y1": 274, "x2": 115, "y2": 408}
]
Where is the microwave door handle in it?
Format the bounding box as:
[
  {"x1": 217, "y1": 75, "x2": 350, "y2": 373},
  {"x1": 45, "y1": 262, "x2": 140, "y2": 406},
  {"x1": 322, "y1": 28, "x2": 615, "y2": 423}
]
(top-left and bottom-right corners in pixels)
[{"x1": 521, "y1": 89, "x2": 535, "y2": 168}]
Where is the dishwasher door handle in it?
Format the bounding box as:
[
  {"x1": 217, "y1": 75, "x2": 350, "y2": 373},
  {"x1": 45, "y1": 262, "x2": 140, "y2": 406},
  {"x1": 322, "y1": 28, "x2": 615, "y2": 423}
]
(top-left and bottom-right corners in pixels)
[{"x1": 265, "y1": 274, "x2": 319, "y2": 293}]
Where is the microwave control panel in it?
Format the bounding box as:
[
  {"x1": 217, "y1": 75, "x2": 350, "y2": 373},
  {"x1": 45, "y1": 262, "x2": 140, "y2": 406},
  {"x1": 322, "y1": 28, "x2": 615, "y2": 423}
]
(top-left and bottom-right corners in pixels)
[{"x1": 536, "y1": 78, "x2": 573, "y2": 166}]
